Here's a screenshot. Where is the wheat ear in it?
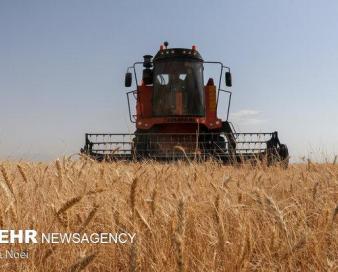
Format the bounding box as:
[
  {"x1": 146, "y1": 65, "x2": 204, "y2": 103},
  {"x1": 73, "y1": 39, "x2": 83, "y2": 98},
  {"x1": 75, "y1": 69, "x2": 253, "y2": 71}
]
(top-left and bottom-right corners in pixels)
[{"x1": 69, "y1": 252, "x2": 97, "y2": 272}]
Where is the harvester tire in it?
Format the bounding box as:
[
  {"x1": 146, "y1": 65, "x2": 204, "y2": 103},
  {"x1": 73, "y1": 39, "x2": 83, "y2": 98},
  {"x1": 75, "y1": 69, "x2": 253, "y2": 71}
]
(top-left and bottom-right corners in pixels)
[{"x1": 278, "y1": 144, "x2": 289, "y2": 168}]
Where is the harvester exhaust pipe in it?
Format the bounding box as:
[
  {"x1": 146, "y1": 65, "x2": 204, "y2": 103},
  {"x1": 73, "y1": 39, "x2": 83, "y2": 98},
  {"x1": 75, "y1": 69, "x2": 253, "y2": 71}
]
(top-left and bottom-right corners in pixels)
[{"x1": 142, "y1": 55, "x2": 153, "y2": 85}]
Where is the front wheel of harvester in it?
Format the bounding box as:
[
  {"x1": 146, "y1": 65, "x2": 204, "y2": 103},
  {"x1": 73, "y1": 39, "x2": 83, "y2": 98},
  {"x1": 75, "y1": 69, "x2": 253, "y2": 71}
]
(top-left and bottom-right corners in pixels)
[{"x1": 278, "y1": 144, "x2": 289, "y2": 169}]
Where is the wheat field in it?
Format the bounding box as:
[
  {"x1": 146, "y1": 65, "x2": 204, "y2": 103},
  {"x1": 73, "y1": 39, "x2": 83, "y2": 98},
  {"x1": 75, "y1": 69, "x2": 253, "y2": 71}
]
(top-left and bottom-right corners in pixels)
[{"x1": 0, "y1": 158, "x2": 337, "y2": 272}]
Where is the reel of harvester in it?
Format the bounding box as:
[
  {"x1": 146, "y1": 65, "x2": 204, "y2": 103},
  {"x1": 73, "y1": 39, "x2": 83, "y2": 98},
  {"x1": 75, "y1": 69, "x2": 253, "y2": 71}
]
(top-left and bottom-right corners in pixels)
[{"x1": 81, "y1": 131, "x2": 288, "y2": 166}]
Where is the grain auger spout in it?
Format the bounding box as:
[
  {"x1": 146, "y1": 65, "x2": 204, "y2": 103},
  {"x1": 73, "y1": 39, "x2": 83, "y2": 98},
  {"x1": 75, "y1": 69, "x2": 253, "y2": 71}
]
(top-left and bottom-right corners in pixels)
[{"x1": 81, "y1": 42, "x2": 289, "y2": 167}]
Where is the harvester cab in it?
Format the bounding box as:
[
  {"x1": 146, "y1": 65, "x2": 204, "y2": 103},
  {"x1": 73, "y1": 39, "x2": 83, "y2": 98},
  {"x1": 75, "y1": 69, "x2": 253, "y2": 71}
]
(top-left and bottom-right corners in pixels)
[{"x1": 82, "y1": 42, "x2": 289, "y2": 166}]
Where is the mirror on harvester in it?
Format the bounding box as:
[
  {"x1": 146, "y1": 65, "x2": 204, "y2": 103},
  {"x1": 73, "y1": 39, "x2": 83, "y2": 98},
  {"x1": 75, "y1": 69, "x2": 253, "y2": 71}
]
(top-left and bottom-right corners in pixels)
[
  {"x1": 225, "y1": 71, "x2": 232, "y2": 87},
  {"x1": 125, "y1": 72, "x2": 132, "y2": 87}
]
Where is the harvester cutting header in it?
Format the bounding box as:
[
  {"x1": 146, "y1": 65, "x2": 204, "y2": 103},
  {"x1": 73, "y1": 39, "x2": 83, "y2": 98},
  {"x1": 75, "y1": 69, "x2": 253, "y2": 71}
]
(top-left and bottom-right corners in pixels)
[{"x1": 81, "y1": 42, "x2": 289, "y2": 166}]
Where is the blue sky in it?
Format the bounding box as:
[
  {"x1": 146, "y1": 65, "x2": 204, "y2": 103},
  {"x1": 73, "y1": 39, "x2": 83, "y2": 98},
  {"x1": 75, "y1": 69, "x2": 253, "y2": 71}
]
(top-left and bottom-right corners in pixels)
[{"x1": 0, "y1": 0, "x2": 338, "y2": 161}]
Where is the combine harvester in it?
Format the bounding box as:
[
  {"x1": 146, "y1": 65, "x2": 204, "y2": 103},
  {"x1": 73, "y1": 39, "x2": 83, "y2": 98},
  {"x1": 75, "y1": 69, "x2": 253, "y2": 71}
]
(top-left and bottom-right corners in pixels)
[{"x1": 81, "y1": 42, "x2": 289, "y2": 166}]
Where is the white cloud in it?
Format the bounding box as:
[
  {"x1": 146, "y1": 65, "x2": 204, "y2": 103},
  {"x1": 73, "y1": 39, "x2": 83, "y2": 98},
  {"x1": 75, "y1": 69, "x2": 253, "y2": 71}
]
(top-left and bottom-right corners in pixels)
[
  {"x1": 231, "y1": 109, "x2": 266, "y2": 125},
  {"x1": 231, "y1": 109, "x2": 260, "y2": 118}
]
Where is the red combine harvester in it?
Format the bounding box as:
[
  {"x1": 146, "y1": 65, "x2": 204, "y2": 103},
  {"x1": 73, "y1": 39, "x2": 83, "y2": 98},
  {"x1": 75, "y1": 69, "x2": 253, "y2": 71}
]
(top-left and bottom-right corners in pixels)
[{"x1": 81, "y1": 42, "x2": 289, "y2": 166}]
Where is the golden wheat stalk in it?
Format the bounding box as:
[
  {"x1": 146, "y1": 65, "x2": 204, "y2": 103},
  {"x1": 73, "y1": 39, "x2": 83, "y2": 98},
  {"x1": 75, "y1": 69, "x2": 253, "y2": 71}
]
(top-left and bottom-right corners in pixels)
[
  {"x1": 333, "y1": 204, "x2": 338, "y2": 223},
  {"x1": 263, "y1": 194, "x2": 288, "y2": 237},
  {"x1": 69, "y1": 252, "x2": 97, "y2": 272},
  {"x1": 174, "y1": 198, "x2": 185, "y2": 272},
  {"x1": 57, "y1": 195, "x2": 82, "y2": 215},
  {"x1": 214, "y1": 194, "x2": 225, "y2": 264},
  {"x1": 56, "y1": 159, "x2": 63, "y2": 189},
  {"x1": 130, "y1": 178, "x2": 138, "y2": 217},
  {"x1": 42, "y1": 245, "x2": 56, "y2": 263},
  {"x1": 0, "y1": 165, "x2": 16, "y2": 216},
  {"x1": 236, "y1": 224, "x2": 250, "y2": 270},
  {"x1": 150, "y1": 185, "x2": 157, "y2": 216},
  {"x1": 0, "y1": 176, "x2": 15, "y2": 202},
  {"x1": 129, "y1": 237, "x2": 138, "y2": 272},
  {"x1": 136, "y1": 208, "x2": 152, "y2": 234},
  {"x1": 174, "y1": 146, "x2": 191, "y2": 165},
  {"x1": 17, "y1": 164, "x2": 28, "y2": 183},
  {"x1": 0, "y1": 165, "x2": 15, "y2": 197},
  {"x1": 78, "y1": 204, "x2": 99, "y2": 232}
]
